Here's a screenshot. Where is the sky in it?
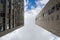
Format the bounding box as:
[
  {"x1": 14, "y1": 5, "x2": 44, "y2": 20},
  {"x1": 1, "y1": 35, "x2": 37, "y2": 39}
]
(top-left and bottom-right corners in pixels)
[
  {"x1": 0, "y1": 0, "x2": 60, "y2": 40},
  {"x1": 25, "y1": 0, "x2": 45, "y2": 10}
]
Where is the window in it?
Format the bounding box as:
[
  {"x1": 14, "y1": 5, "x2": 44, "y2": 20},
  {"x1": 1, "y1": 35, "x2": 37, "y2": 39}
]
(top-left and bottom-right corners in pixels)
[
  {"x1": 56, "y1": 3, "x2": 60, "y2": 10},
  {"x1": 51, "y1": 6, "x2": 55, "y2": 13},
  {"x1": 0, "y1": 0, "x2": 5, "y2": 32},
  {"x1": 43, "y1": 13, "x2": 44, "y2": 17},
  {"x1": 48, "y1": 9, "x2": 52, "y2": 15},
  {"x1": 1, "y1": 13, "x2": 5, "y2": 17},
  {"x1": 0, "y1": 24, "x2": 2, "y2": 32},
  {"x1": 0, "y1": 0, "x2": 5, "y2": 17},
  {"x1": 48, "y1": 7, "x2": 55, "y2": 15},
  {"x1": 1, "y1": 26, "x2": 4, "y2": 32}
]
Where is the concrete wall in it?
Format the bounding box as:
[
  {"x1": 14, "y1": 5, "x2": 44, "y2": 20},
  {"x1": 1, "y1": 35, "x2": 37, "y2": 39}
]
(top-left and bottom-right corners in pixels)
[
  {"x1": 0, "y1": 0, "x2": 24, "y2": 37},
  {"x1": 36, "y1": 0, "x2": 60, "y2": 37}
]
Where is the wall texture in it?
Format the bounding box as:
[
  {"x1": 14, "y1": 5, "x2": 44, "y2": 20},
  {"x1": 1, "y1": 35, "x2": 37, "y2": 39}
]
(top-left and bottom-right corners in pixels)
[
  {"x1": 36, "y1": 0, "x2": 60, "y2": 37},
  {"x1": 0, "y1": 0, "x2": 24, "y2": 37}
]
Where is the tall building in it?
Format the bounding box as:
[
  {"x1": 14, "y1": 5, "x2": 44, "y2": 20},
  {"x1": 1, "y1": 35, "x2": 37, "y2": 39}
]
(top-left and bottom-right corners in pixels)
[
  {"x1": 36, "y1": 0, "x2": 60, "y2": 37},
  {"x1": 0, "y1": 0, "x2": 24, "y2": 37}
]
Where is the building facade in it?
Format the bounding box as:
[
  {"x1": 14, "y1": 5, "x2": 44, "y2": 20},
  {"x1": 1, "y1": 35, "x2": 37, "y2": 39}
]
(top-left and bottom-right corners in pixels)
[
  {"x1": 0, "y1": 0, "x2": 24, "y2": 37},
  {"x1": 36, "y1": 0, "x2": 60, "y2": 37}
]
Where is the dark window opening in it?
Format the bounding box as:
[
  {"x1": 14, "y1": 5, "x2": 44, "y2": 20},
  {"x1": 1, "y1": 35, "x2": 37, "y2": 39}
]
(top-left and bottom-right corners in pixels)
[
  {"x1": 3, "y1": 17, "x2": 5, "y2": 31},
  {"x1": 51, "y1": 6, "x2": 55, "y2": 13},
  {"x1": 0, "y1": 13, "x2": 5, "y2": 17},
  {"x1": 56, "y1": 3, "x2": 60, "y2": 10},
  {"x1": 0, "y1": 24, "x2": 2, "y2": 32},
  {"x1": 48, "y1": 9, "x2": 52, "y2": 15},
  {"x1": 43, "y1": 13, "x2": 44, "y2": 17},
  {"x1": 48, "y1": 6, "x2": 55, "y2": 15},
  {"x1": 1, "y1": 0, "x2": 4, "y2": 4},
  {"x1": 56, "y1": 7, "x2": 59, "y2": 10}
]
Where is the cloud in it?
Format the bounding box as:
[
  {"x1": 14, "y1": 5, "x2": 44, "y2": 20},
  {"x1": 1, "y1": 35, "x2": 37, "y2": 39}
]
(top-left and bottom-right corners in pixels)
[
  {"x1": 25, "y1": 0, "x2": 49, "y2": 11},
  {"x1": 40, "y1": 0, "x2": 49, "y2": 4},
  {"x1": 25, "y1": 0, "x2": 49, "y2": 17}
]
